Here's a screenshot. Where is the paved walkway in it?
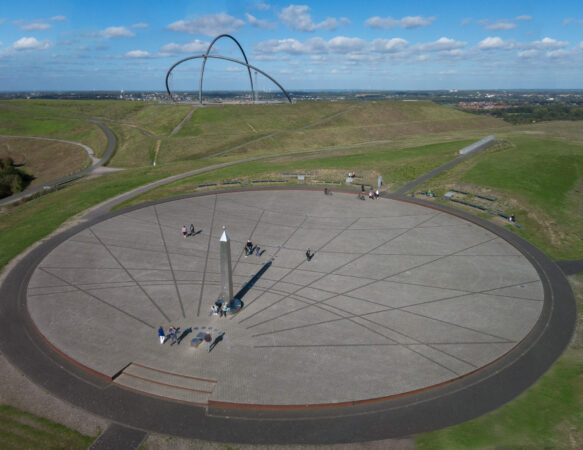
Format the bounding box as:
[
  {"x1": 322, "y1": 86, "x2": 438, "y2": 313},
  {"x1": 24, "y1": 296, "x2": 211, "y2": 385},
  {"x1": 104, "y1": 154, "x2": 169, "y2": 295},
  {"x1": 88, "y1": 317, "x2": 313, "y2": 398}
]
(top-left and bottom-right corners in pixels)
[
  {"x1": 0, "y1": 119, "x2": 117, "y2": 207},
  {"x1": 0, "y1": 188, "x2": 575, "y2": 445}
]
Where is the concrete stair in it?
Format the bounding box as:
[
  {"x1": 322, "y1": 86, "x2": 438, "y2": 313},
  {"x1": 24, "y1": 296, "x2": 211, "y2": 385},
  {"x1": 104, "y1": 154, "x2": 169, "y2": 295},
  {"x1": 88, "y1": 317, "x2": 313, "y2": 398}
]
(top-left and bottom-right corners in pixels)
[{"x1": 114, "y1": 362, "x2": 216, "y2": 405}]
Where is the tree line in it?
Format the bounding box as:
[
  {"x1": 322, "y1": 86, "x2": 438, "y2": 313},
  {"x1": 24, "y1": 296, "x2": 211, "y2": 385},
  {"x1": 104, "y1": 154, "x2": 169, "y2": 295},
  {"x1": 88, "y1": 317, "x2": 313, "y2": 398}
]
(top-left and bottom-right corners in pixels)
[
  {"x1": 466, "y1": 104, "x2": 583, "y2": 124},
  {"x1": 0, "y1": 157, "x2": 33, "y2": 199}
]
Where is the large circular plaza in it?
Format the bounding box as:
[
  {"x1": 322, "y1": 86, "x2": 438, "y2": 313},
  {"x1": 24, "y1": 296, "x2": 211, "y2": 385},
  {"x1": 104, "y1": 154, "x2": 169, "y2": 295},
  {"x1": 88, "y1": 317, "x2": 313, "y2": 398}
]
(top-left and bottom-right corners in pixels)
[{"x1": 26, "y1": 189, "x2": 544, "y2": 408}]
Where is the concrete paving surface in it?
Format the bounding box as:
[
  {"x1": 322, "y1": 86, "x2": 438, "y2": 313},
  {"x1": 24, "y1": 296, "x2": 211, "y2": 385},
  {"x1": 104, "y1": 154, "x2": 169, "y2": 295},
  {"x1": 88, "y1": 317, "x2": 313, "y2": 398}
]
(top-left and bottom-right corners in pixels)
[{"x1": 27, "y1": 190, "x2": 544, "y2": 407}]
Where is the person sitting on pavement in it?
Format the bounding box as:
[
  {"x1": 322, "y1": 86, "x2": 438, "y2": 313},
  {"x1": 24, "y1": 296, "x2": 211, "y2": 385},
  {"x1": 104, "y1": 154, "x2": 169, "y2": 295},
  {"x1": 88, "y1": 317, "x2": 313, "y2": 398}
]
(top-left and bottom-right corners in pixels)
[{"x1": 245, "y1": 240, "x2": 253, "y2": 256}]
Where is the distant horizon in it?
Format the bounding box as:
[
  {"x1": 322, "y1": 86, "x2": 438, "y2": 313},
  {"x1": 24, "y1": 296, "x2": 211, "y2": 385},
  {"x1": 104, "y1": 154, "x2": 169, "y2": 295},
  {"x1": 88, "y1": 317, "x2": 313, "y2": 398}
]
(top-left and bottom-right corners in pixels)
[
  {"x1": 2, "y1": 88, "x2": 583, "y2": 94},
  {"x1": 1, "y1": 1, "x2": 582, "y2": 91}
]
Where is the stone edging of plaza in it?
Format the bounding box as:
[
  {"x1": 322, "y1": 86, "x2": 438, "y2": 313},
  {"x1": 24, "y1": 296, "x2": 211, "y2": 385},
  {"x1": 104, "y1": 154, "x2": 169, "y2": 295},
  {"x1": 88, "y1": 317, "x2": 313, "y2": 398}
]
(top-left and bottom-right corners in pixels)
[{"x1": 0, "y1": 187, "x2": 576, "y2": 444}]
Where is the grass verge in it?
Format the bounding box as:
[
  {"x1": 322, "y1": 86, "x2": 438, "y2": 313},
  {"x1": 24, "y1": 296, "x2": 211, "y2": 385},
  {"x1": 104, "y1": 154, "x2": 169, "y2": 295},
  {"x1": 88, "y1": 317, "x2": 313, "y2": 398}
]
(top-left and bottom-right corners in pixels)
[
  {"x1": 0, "y1": 404, "x2": 94, "y2": 449},
  {"x1": 415, "y1": 274, "x2": 583, "y2": 449}
]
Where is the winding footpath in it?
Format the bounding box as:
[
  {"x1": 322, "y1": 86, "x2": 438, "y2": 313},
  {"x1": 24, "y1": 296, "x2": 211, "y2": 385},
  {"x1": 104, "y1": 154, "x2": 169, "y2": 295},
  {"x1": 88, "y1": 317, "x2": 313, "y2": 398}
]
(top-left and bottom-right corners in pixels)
[{"x1": 0, "y1": 119, "x2": 117, "y2": 207}]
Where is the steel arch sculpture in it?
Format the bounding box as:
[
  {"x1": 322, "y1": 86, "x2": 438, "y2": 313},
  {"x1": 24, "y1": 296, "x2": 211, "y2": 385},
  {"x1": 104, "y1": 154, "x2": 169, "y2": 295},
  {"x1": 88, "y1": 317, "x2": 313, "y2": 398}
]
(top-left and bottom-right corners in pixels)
[{"x1": 165, "y1": 34, "x2": 292, "y2": 104}]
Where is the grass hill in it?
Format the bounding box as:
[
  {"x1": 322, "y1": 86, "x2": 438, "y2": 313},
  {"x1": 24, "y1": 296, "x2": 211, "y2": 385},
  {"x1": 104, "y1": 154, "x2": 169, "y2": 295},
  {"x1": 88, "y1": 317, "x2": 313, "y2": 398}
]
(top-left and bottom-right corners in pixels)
[{"x1": 0, "y1": 98, "x2": 582, "y2": 448}]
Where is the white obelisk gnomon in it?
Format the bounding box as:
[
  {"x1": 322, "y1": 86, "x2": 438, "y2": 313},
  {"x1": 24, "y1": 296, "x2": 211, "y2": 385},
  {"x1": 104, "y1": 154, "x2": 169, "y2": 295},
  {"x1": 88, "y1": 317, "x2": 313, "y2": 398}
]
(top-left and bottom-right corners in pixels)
[{"x1": 219, "y1": 226, "x2": 234, "y2": 303}]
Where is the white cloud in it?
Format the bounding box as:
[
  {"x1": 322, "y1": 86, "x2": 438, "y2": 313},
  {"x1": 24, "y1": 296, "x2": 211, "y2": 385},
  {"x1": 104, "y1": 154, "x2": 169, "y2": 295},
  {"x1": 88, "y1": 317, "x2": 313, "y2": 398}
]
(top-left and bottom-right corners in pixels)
[
  {"x1": 327, "y1": 36, "x2": 366, "y2": 52},
  {"x1": 100, "y1": 26, "x2": 135, "y2": 38},
  {"x1": 371, "y1": 38, "x2": 408, "y2": 53},
  {"x1": 418, "y1": 37, "x2": 466, "y2": 52},
  {"x1": 546, "y1": 49, "x2": 570, "y2": 58},
  {"x1": 50, "y1": 15, "x2": 66, "y2": 21},
  {"x1": 485, "y1": 20, "x2": 517, "y2": 30},
  {"x1": 461, "y1": 18, "x2": 472, "y2": 26},
  {"x1": 532, "y1": 37, "x2": 568, "y2": 49},
  {"x1": 365, "y1": 15, "x2": 435, "y2": 29},
  {"x1": 255, "y1": 38, "x2": 310, "y2": 54},
  {"x1": 226, "y1": 66, "x2": 243, "y2": 72},
  {"x1": 515, "y1": 15, "x2": 532, "y2": 21},
  {"x1": 256, "y1": 36, "x2": 363, "y2": 55},
  {"x1": 478, "y1": 36, "x2": 515, "y2": 50},
  {"x1": 563, "y1": 18, "x2": 573, "y2": 26},
  {"x1": 255, "y1": 3, "x2": 271, "y2": 10},
  {"x1": 245, "y1": 13, "x2": 276, "y2": 30},
  {"x1": 278, "y1": 5, "x2": 349, "y2": 32},
  {"x1": 167, "y1": 13, "x2": 245, "y2": 36},
  {"x1": 518, "y1": 49, "x2": 538, "y2": 58},
  {"x1": 13, "y1": 36, "x2": 52, "y2": 50},
  {"x1": 132, "y1": 23, "x2": 149, "y2": 29},
  {"x1": 125, "y1": 50, "x2": 151, "y2": 58},
  {"x1": 160, "y1": 39, "x2": 210, "y2": 54},
  {"x1": 21, "y1": 22, "x2": 52, "y2": 31}
]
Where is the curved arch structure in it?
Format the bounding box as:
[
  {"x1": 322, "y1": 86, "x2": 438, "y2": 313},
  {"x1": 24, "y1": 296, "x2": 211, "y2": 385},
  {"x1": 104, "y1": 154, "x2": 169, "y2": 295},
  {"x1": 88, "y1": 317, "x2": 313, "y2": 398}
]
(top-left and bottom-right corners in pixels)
[
  {"x1": 166, "y1": 34, "x2": 292, "y2": 104},
  {"x1": 199, "y1": 34, "x2": 254, "y2": 105}
]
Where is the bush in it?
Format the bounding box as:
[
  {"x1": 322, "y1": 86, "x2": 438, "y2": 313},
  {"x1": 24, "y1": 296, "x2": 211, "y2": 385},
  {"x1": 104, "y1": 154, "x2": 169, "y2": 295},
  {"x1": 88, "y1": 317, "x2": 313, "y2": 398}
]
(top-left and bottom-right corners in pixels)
[{"x1": 0, "y1": 158, "x2": 31, "y2": 198}]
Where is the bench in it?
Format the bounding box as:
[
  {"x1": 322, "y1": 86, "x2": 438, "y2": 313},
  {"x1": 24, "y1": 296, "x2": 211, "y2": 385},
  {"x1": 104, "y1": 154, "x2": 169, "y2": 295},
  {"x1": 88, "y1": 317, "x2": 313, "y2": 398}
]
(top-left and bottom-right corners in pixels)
[
  {"x1": 251, "y1": 179, "x2": 286, "y2": 183},
  {"x1": 475, "y1": 194, "x2": 496, "y2": 202},
  {"x1": 449, "y1": 198, "x2": 488, "y2": 211}
]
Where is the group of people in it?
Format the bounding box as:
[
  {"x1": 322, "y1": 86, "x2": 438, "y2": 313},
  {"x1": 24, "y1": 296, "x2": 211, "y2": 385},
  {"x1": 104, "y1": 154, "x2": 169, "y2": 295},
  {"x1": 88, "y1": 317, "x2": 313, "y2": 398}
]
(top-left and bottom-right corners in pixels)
[
  {"x1": 244, "y1": 239, "x2": 261, "y2": 257},
  {"x1": 368, "y1": 189, "x2": 380, "y2": 199},
  {"x1": 211, "y1": 300, "x2": 230, "y2": 317},
  {"x1": 181, "y1": 224, "x2": 196, "y2": 238},
  {"x1": 158, "y1": 325, "x2": 179, "y2": 345}
]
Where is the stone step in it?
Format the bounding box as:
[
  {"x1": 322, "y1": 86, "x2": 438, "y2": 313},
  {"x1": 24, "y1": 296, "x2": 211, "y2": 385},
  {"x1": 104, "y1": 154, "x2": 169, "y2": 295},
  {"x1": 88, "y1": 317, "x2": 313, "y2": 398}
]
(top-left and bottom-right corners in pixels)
[
  {"x1": 123, "y1": 363, "x2": 216, "y2": 393},
  {"x1": 114, "y1": 373, "x2": 212, "y2": 405}
]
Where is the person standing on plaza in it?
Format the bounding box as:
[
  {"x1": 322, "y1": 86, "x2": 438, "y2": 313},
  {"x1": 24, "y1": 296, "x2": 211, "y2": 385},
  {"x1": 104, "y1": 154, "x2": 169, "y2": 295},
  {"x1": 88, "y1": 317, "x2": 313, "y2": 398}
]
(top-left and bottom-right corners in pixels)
[
  {"x1": 158, "y1": 326, "x2": 165, "y2": 344},
  {"x1": 181, "y1": 225, "x2": 187, "y2": 238}
]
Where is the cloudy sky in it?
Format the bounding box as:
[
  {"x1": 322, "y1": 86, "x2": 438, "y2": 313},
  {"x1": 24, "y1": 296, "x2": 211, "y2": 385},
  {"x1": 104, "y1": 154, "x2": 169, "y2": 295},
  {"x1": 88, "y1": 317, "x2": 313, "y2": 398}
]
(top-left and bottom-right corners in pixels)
[{"x1": 1, "y1": 0, "x2": 582, "y2": 91}]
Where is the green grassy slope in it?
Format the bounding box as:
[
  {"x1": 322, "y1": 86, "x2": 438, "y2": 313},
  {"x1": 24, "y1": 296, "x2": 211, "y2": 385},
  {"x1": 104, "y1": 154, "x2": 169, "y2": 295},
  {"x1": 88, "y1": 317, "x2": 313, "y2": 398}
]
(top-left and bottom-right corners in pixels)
[
  {"x1": 1, "y1": 99, "x2": 583, "y2": 448},
  {"x1": 0, "y1": 404, "x2": 95, "y2": 449}
]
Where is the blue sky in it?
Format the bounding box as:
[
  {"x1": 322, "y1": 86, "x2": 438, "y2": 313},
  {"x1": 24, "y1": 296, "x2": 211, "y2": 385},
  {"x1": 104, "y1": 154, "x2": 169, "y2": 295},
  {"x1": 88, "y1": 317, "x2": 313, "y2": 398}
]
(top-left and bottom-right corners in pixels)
[{"x1": 1, "y1": 0, "x2": 582, "y2": 91}]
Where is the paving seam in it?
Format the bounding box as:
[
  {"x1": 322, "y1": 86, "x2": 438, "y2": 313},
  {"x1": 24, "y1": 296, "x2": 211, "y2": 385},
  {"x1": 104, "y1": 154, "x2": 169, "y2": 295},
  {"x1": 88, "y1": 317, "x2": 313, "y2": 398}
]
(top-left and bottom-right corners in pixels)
[
  {"x1": 236, "y1": 215, "x2": 362, "y2": 323},
  {"x1": 152, "y1": 205, "x2": 186, "y2": 318},
  {"x1": 38, "y1": 267, "x2": 156, "y2": 328},
  {"x1": 196, "y1": 194, "x2": 218, "y2": 316},
  {"x1": 87, "y1": 228, "x2": 170, "y2": 324}
]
